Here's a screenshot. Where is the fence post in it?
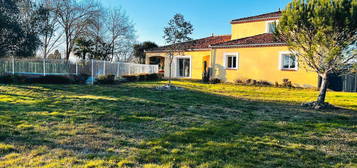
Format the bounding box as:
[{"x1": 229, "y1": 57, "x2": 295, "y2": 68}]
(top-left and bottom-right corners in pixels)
[
  {"x1": 91, "y1": 59, "x2": 94, "y2": 85},
  {"x1": 103, "y1": 61, "x2": 106, "y2": 75},
  {"x1": 5, "y1": 60, "x2": 7, "y2": 73},
  {"x1": 76, "y1": 61, "x2": 78, "y2": 75},
  {"x1": 43, "y1": 58, "x2": 46, "y2": 76},
  {"x1": 12, "y1": 56, "x2": 15, "y2": 75},
  {"x1": 116, "y1": 62, "x2": 120, "y2": 77},
  {"x1": 128, "y1": 64, "x2": 131, "y2": 75}
]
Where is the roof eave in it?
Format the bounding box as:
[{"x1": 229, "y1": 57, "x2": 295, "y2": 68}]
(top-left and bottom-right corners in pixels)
[
  {"x1": 145, "y1": 48, "x2": 211, "y2": 53},
  {"x1": 230, "y1": 16, "x2": 281, "y2": 24},
  {"x1": 211, "y1": 43, "x2": 287, "y2": 49}
]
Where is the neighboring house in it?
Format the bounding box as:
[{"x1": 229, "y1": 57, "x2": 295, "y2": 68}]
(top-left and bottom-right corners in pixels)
[{"x1": 145, "y1": 11, "x2": 319, "y2": 88}]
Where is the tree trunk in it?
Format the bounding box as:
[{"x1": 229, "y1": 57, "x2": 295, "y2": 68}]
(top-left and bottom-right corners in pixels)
[
  {"x1": 317, "y1": 73, "x2": 329, "y2": 104},
  {"x1": 43, "y1": 33, "x2": 48, "y2": 59},
  {"x1": 66, "y1": 48, "x2": 70, "y2": 60},
  {"x1": 111, "y1": 41, "x2": 115, "y2": 61},
  {"x1": 65, "y1": 27, "x2": 70, "y2": 60},
  {"x1": 65, "y1": 36, "x2": 70, "y2": 60},
  {"x1": 43, "y1": 46, "x2": 47, "y2": 59}
]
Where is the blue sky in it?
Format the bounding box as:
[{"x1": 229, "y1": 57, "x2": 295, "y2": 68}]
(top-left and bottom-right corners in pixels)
[{"x1": 102, "y1": 0, "x2": 292, "y2": 45}]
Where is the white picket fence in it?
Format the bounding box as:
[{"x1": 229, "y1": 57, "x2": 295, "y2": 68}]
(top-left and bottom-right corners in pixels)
[{"x1": 0, "y1": 57, "x2": 158, "y2": 79}]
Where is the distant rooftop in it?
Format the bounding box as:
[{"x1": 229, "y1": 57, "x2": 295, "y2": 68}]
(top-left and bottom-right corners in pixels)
[{"x1": 231, "y1": 11, "x2": 282, "y2": 24}]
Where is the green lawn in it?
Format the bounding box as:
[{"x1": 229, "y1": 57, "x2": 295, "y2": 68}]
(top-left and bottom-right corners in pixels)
[{"x1": 0, "y1": 81, "x2": 356, "y2": 168}]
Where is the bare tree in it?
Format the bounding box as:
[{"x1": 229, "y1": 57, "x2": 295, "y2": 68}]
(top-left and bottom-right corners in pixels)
[
  {"x1": 115, "y1": 39, "x2": 136, "y2": 62},
  {"x1": 38, "y1": 0, "x2": 62, "y2": 59},
  {"x1": 106, "y1": 8, "x2": 136, "y2": 62},
  {"x1": 84, "y1": 5, "x2": 107, "y2": 58},
  {"x1": 163, "y1": 14, "x2": 193, "y2": 85},
  {"x1": 53, "y1": 0, "x2": 100, "y2": 60}
]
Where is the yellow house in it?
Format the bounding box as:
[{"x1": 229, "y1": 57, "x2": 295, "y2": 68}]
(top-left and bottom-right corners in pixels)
[{"x1": 145, "y1": 11, "x2": 319, "y2": 88}]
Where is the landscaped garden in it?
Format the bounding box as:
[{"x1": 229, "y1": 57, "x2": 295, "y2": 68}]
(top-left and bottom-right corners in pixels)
[{"x1": 0, "y1": 81, "x2": 356, "y2": 167}]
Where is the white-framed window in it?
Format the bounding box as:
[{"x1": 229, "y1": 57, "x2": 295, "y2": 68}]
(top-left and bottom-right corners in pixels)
[
  {"x1": 266, "y1": 20, "x2": 278, "y2": 33},
  {"x1": 224, "y1": 53, "x2": 239, "y2": 69},
  {"x1": 176, "y1": 56, "x2": 191, "y2": 78},
  {"x1": 279, "y1": 52, "x2": 298, "y2": 70}
]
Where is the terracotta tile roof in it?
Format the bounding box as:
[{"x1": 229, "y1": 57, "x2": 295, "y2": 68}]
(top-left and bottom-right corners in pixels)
[
  {"x1": 211, "y1": 33, "x2": 286, "y2": 48},
  {"x1": 231, "y1": 11, "x2": 282, "y2": 24},
  {"x1": 146, "y1": 35, "x2": 231, "y2": 52}
]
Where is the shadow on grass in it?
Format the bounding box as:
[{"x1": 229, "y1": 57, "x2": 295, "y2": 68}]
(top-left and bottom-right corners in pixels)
[
  {"x1": 0, "y1": 83, "x2": 355, "y2": 167},
  {"x1": 42, "y1": 84, "x2": 356, "y2": 166},
  {"x1": 134, "y1": 121, "x2": 346, "y2": 167}
]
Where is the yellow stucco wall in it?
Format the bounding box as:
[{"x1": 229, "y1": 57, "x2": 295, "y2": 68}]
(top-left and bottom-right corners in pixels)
[
  {"x1": 188, "y1": 51, "x2": 211, "y2": 79},
  {"x1": 145, "y1": 17, "x2": 318, "y2": 87},
  {"x1": 146, "y1": 51, "x2": 210, "y2": 80},
  {"x1": 231, "y1": 20, "x2": 278, "y2": 40},
  {"x1": 212, "y1": 46, "x2": 319, "y2": 87}
]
